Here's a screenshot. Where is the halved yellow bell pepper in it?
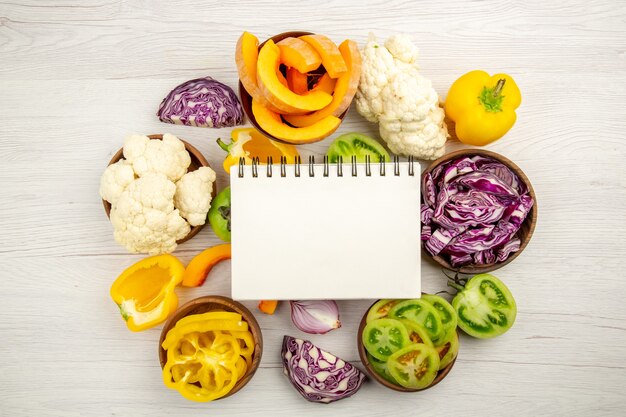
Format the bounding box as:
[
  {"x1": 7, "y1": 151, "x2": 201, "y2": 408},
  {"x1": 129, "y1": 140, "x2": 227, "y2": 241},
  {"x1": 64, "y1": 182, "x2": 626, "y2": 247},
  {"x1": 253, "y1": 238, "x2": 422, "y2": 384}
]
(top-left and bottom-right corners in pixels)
[
  {"x1": 444, "y1": 70, "x2": 521, "y2": 146},
  {"x1": 217, "y1": 127, "x2": 299, "y2": 173},
  {"x1": 110, "y1": 254, "x2": 184, "y2": 332}
]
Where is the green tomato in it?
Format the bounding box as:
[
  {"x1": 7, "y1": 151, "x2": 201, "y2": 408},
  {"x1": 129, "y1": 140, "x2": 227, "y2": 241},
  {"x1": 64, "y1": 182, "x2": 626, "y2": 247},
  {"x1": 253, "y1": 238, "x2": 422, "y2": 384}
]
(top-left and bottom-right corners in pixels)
[
  {"x1": 421, "y1": 294, "x2": 458, "y2": 346},
  {"x1": 366, "y1": 353, "x2": 398, "y2": 385},
  {"x1": 452, "y1": 274, "x2": 517, "y2": 339},
  {"x1": 208, "y1": 187, "x2": 231, "y2": 242},
  {"x1": 366, "y1": 299, "x2": 401, "y2": 323},
  {"x1": 362, "y1": 318, "x2": 409, "y2": 362},
  {"x1": 326, "y1": 132, "x2": 390, "y2": 163},
  {"x1": 400, "y1": 320, "x2": 434, "y2": 348},
  {"x1": 435, "y1": 330, "x2": 459, "y2": 370},
  {"x1": 388, "y1": 299, "x2": 443, "y2": 343},
  {"x1": 387, "y1": 343, "x2": 440, "y2": 390}
]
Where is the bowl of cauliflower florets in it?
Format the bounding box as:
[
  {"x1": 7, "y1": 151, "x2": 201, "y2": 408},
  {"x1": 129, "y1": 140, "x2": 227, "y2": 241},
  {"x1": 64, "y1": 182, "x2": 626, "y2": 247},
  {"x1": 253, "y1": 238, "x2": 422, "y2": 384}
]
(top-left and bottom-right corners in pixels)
[{"x1": 100, "y1": 134, "x2": 217, "y2": 255}]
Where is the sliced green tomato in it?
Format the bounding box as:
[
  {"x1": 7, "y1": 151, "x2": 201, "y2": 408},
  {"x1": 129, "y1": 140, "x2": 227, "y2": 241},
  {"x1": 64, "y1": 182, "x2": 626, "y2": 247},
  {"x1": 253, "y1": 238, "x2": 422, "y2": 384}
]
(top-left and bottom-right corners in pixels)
[
  {"x1": 387, "y1": 343, "x2": 440, "y2": 390},
  {"x1": 388, "y1": 299, "x2": 444, "y2": 343},
  {"x1": 400, "y1": 320, "x2": 433, "y2": 348},
  {"x1": 362, "y1": 318, "x2": 410, "y2": 361},
  {"x1": 366, "y1": 353, "x2": 398, "y2": 385},
  {"x1": 326, "y1": 132, "x2": 390, "y2": 163},
  {"x1": 421, "y1": 294, "x2": 458, "y2": 346},
  {"x1": 452, "y1": 274, "x2": 517, "y2": 339},
  {"x1": 435, "y1": 330, "x2": 459, "y2": 370},
  {"x1": 366, "y1": 299, "x2": 401, "y2": 323}
]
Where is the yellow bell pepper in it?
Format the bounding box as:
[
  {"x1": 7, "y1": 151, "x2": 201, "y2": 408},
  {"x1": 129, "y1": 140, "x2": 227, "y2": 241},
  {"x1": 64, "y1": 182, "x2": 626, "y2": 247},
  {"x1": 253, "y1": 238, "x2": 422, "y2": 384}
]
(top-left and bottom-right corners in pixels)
[
  {"x1": 217, "y1": 127, "x2": 299, "y2": 173},
  {"x1": 110, "y1": 254, "x2": 184, "y2": 332},
  {"x1": 444, "y1": 70, "x2": 522, "y2": 146}
]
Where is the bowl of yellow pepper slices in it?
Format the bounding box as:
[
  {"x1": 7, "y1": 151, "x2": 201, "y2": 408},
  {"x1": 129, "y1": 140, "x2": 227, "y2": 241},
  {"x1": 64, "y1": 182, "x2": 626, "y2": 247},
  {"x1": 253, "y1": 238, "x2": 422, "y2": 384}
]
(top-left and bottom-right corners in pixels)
[{"x1": 158, "y1": 296, "x2": 263, "y2": 402}]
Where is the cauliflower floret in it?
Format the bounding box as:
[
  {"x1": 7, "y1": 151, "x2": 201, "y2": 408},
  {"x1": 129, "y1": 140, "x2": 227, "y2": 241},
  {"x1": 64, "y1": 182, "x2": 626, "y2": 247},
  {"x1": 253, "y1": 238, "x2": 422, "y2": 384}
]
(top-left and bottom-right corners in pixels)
[
  {"x1": 356, "y1": 34, "x2": 448, "y2": 160},
  {"x1": 174, "y1": 166, "x2": 217, "y2": 226},
  {"x1": 380, "y1": 116, "x2": 448, "y2": 161},
  {"x1": 384, "y1": 34, "x2": 420, "y2": 65},
  {"x1": 110, "y1": 172, "x2": 190, "y2": 254},
  {"x1": 99, "y1": 160, "x2": 135, "y2": 205},
  {"x1": 123, "y1": 133, "x2": 191, "y2": 181}
]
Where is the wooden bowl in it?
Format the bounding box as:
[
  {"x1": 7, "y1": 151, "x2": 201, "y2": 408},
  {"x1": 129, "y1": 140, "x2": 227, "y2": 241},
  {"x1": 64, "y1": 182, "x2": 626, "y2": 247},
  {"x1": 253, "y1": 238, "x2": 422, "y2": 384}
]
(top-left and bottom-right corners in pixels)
[
  {"x1": 102, "y1": 134, "x2": 215, "y2": 244},
  {"x1": 357, "y1": 299, "x2": 457, "y2": 392},
  {"x1": 158, "y1": 296, "x2": 263, "y2": 400},
  {"x1": 422, "y1": 148, "x2": 537, "y2": 274},
  {"x1": 238, "y1": 31, "x2": 348, "y2": 144}
]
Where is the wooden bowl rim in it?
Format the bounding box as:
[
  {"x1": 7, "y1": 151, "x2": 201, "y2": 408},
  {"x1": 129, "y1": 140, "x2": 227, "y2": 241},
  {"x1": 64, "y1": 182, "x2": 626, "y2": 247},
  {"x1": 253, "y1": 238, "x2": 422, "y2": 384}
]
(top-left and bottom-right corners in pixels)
[
  {"x1": 421, "y1": 148, "x2": 537, "y2": 274},
  {"x1": 101, "y1": 134, "x2": 215, "y2": 245},
  {"x1": 357, "y1": 299, "x2": 457, "y2": 392},
  {"x1": 158, "y1": 295, "x2": 263, "y2": 400},
  {"x1": 238, "y1": 30, "x2": 348, "y2": 145}
]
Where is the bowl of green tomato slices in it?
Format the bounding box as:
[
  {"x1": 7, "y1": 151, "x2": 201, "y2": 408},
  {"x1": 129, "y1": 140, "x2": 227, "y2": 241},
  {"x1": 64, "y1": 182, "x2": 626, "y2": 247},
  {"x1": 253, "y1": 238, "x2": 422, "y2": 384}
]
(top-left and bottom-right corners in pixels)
[{"x1": 357, "y1": 296, "x2": 459, "y2": 392}]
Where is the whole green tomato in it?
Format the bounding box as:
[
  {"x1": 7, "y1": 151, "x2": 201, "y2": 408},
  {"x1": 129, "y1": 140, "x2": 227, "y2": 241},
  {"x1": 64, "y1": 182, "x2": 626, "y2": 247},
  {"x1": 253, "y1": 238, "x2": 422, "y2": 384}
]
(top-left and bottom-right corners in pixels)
[{"x1": 208, "y1": 187, "x2": 231, "y2": 242}]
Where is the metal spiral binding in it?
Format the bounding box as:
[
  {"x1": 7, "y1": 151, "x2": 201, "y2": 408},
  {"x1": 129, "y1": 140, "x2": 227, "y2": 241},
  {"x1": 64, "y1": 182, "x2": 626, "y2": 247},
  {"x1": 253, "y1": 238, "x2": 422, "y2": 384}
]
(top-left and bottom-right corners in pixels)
[{"x1": 237, "y1": 154, "x2": 414, "y2": 177}]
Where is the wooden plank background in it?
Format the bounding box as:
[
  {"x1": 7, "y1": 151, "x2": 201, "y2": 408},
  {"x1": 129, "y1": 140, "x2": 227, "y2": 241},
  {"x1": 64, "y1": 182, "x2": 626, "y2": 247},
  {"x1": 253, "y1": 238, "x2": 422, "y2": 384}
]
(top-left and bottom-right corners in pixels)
[{"x1": 1, "y1": 0, "x2": 625, "y2": 415}]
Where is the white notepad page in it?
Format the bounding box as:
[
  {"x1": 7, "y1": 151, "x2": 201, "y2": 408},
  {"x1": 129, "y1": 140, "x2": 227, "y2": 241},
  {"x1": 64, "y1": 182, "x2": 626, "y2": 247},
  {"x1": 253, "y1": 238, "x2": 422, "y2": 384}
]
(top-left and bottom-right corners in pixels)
[{"x1": 230, "y1": 162, "x2": 421, "y2": 300}]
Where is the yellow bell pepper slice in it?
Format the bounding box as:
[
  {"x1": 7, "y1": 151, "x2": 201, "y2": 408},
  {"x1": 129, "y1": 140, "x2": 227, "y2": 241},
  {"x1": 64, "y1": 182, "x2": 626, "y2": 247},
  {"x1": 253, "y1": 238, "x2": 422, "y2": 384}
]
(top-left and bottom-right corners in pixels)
[
  {"x1": 110, "y1": 254, "x2": 184, "y2": 332},
  {"x1": 217, "y1": 127, "x2": 299, "y2": 174},
  {"x1": 162, "y1": 319, "x2": 249, "y2": 350},
  {"x1": 444, "y1": 70, "x2": 522, "y2": 146}
]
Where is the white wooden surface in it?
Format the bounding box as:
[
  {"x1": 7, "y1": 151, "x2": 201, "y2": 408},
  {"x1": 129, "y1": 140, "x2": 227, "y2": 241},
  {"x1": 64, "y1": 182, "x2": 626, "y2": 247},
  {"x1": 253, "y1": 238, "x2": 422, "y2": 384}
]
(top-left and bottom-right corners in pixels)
[{"x1": 1, "y1": 1, "x2": 625, "y2": 416}]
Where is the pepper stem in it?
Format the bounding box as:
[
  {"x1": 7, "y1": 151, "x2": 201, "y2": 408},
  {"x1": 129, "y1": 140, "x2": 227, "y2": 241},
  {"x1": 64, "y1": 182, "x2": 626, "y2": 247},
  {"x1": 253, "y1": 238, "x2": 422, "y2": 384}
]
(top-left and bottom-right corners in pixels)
[
  {"x1": 478, "y1": 78, "x2": 507, "y2": 113},
  {"x1": 216, "y1": 138, "x2": 232, "y2": 153},
  {"x1": 493, "y1": 78, "x2": 506, "y2": 97},
  {"x1": 447, "y1": 280, "x2": 465, "y2": 293}
]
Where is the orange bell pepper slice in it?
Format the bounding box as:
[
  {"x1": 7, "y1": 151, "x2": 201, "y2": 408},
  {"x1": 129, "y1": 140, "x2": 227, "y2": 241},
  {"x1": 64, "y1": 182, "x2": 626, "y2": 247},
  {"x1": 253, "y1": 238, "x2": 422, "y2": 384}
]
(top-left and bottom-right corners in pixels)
[{"x1": 182, "y1": 244, "x2": 231, "y2": 287}]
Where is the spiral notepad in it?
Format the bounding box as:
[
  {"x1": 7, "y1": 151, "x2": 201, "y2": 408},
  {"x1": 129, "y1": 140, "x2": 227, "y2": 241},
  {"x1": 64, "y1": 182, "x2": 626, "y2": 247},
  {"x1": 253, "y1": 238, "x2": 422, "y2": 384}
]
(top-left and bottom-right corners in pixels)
[{"x1": 230, "y1": 156, "x2": 421, "y2": 300}]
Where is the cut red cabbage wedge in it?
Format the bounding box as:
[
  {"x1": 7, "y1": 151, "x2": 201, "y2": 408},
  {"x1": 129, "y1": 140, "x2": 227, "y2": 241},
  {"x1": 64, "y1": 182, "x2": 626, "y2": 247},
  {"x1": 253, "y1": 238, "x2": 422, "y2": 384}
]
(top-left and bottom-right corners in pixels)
[
  {"x1": 157, "y1": 77, "x2": 244, "y2": 128},
  {"x1": 282, "y1": 336, "x2": 366, "y2": 404}
]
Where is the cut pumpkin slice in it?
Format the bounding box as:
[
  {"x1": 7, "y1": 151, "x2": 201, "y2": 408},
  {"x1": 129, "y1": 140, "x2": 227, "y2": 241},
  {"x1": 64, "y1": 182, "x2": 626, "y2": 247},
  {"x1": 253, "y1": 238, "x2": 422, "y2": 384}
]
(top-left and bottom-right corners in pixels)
[
  {"x1": 284, "y1": 39, "x2": 361, "y2": 127},
  {"x1": 277, "y1": 68, "x2": 289, "y2": 88},
  {"x1": 277, "y1": 37, "x2": 322, "y2": 73},
  {"x1": 286, "y1": 68, "x2": 308, "y2": 95},
  {"x1": 235, "y1": 31, "x2": 282, "y2": 113},
  {"x1": 257, "y1": 40, "x2": 332, "y2": 114},
  {"x1": 252, "y1": 99, "x2": 341, "y2": 144},
  {"x1": 299, "y1": 34, "x2": 347, "y2": 78},
  {"x1": 310, "y1": 73, "x2": 336, "y2": 94}
]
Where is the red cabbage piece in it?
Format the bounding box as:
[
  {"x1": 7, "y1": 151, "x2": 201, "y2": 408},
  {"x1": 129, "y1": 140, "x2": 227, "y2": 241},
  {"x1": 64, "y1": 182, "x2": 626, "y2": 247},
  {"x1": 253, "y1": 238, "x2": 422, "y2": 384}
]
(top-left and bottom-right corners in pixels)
[
  {"x1": 425, "y1": 226, "x2": 467, "y2": 256},
  {"x1": 497, "y1": 238, "x2": 521, "y2": 262},
  {"x1": 422, "y1": 173, "x2": 437, "y2": 207},
  {"x1": 282, "y1": 336, "x2": 365, "y2": 404},
  {"x1": 157, "y1": 77, "x2": 243, "y2": 128},
  {"x1": 422, "y1": 155, "x2": 533, "y2": 266},
  {"x1": 453, "y1": 171, "x2": 518, "y2": 197}
]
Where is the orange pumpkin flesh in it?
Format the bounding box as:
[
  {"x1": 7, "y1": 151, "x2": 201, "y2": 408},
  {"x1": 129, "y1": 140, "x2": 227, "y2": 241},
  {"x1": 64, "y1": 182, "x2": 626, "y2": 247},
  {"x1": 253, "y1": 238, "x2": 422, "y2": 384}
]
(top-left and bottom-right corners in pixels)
[
  {"x1": 256, "y1": 40, "x2": 332, "y2": 114},
  {"x1": 251, "y1": 99, "x2": 341, "y2": 144},
  {"x1": 277, "y1": 37, "x2": 322, "y2": 73},
  {"x1": 286, "y1": 68, "x2": 309, "y2": 95},
  {"x1": 299, "y1": 34, "x2": 347, "y2": 78},
  {"x1": 284, "y1": 39, "x2": 361, "y2": 127}
]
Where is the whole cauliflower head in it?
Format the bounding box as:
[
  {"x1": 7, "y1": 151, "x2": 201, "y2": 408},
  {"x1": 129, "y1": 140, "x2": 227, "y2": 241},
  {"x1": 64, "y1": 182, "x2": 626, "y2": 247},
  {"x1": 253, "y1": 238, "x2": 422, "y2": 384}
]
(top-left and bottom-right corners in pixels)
[
  {"x1": 356, "y1": 34, "x2": 448, "y2": 160},
  {"x1": 123, "y1": 133, "x2": 191, "y2": 181},
  {"x1": 110, "y1": 172, "x2": 190, "y2": 254},
  {"x1": 174, "y1": 166, "x2": 217, "y2": 226},
  {"x1": 99, "y1": 160, "x2": 135, "y2": 205}
]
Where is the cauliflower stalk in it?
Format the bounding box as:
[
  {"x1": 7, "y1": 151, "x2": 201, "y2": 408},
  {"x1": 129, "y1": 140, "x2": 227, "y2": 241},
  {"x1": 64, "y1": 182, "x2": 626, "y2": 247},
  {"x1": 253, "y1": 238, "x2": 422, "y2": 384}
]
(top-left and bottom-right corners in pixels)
[
  {"x1": 356, "y1": 34, "x2": 448, "y2": 160},
  {"x1": 100, "y1": 134, "x2": 216, "y2": 254}
]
